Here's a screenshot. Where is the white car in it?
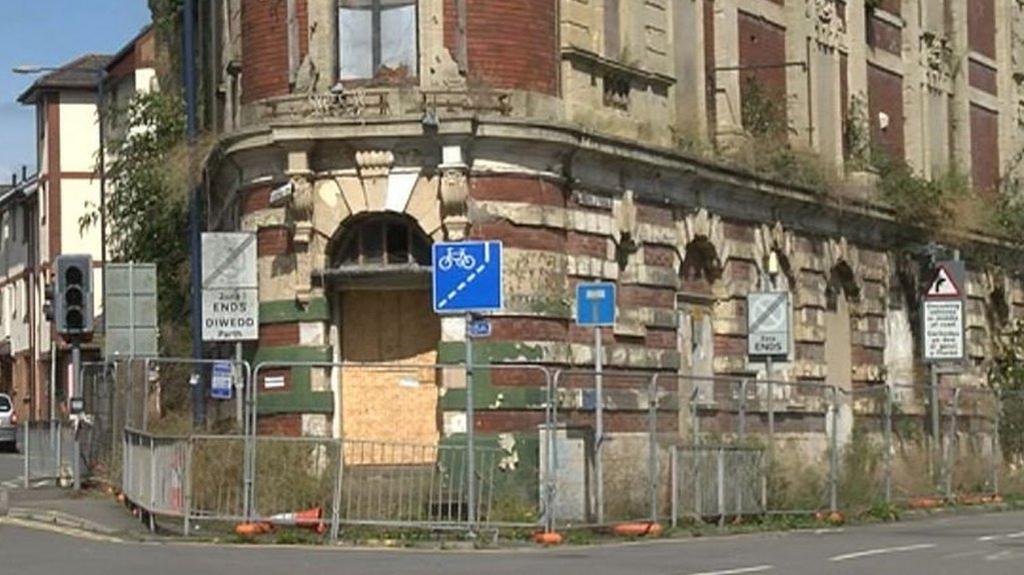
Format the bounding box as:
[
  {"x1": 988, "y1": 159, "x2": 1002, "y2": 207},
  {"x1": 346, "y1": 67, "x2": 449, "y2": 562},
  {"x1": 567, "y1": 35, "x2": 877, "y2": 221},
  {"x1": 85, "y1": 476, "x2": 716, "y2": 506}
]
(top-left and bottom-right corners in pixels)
[{"x1": 0, "y1": 393, "x2": 17, "y2": 452}]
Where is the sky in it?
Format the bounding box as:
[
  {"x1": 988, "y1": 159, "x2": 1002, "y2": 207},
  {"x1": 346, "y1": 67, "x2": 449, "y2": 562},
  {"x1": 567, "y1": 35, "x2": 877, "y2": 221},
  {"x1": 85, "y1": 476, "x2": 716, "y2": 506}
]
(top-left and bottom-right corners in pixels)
[{"x1": 0, "y1": 0, "x2": 151, "y2": 182}]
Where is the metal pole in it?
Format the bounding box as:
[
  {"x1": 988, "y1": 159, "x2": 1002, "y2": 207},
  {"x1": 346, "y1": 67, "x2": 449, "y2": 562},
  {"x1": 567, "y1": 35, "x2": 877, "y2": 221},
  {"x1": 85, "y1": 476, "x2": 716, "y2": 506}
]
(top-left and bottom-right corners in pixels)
[
  {"x1": 546, "y1": 370, "x2": 559, "y2": 533},
  {"x1": 97, "y1": 69, "x2": 108, "y2": 338},
  {"x1": 184, "y1": 0, "x2": 205, "y2": 427},
  {"x1": 72, "y1": 343, "x2": 81, "y2": 491},
  {"x1": 594, "y1": 321, "x2": 604, "y2": 525},
  {"x1": 183, "y1": 437, "x2": 192, "y2": 537},
  {"x1": 23, "y1": 419, "x2": 29, "y2": 489},
  {"x1": 670, "y1": 446, "x2": 678, "y2": 528},
  {"x1": 993, "y1": 390, "x2": 1002, "y2": 496},
  {"x1": 465, "y1": 313, "x2": 476, "y2": 528},
  {"x1": 716, "y1": 447, "x2": 725, "y2": 527},
  {"x1": 766, "y1": 357, "x2": 774, "y2": 453},
  {"x1": 945, "y1": 388, "x2": 959, "y2": 500},
  {"x1": 930, "y1": 365, "x2": 940, "y2": 486},
  {"x1": 829, "y1": 387, "x2": 838, "y2": 513},
  {"x1": 648, "y1": 374, "x2": 658, "y2": 522},
  {"x1": 738, "y1": 379, "x2": 747, "y2": 442},
  {"x1": 883, "y1": 384, "x2": 893, "y2": 503}
]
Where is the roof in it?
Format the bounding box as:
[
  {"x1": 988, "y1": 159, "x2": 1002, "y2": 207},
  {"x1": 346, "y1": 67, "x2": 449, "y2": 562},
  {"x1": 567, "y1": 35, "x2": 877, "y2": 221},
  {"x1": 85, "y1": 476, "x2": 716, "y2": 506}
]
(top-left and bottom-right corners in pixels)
[
  {"x1": 18, "y1": 54, "x2": 113, "y2": 104},
  {"x1": 0, "y1": 174, "x2": 38, "y2": 211},
  {"x1": 106, "y1": 24, "x2": 155, "y2": 78}
]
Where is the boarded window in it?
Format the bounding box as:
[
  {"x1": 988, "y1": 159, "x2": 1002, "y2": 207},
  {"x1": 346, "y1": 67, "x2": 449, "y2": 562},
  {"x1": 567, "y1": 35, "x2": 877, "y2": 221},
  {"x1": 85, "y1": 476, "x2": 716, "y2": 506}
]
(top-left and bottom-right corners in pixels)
[
  {"x1": 970, "y1": 104, "x2": 999, "y2": 195},
  {"x1": 339, "y1": 0, "x2": 418, "y2": 82}
]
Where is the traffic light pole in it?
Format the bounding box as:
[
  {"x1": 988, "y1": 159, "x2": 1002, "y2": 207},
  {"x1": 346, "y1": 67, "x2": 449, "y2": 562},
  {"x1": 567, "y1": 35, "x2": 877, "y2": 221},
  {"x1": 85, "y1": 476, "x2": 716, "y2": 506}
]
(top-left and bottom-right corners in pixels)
[{"x1": 71, "y1": 340, "x2": 81, "y2": 491}]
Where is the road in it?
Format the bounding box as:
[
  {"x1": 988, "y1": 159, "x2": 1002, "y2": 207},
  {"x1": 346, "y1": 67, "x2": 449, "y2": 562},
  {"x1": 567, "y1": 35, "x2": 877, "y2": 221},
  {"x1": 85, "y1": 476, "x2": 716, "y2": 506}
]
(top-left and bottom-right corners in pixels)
[
  {"x1": 1, "y1": 506, "x2": 1023, "y2": 574},
  {"x1": 0, "y1": 449, "x2": 22, "y2": 487}
]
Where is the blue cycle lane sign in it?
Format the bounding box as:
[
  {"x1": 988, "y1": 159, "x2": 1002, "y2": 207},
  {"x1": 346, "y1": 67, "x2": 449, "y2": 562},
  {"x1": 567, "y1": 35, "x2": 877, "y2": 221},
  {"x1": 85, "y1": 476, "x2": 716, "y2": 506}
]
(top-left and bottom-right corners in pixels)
[{"x1": 432, "y1": 240, "x2": 504, "y2": 314}]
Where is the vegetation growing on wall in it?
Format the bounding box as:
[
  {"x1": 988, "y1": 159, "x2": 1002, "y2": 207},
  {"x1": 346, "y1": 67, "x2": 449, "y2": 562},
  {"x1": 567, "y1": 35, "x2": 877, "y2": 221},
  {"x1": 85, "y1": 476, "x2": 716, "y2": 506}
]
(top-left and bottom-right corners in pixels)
[
  {"x1": 989, "y1": 320, "x2": 1024, "y2": 465},
  {"x1": 82, "y1": 92, "x2": 190, "y2": 352}
]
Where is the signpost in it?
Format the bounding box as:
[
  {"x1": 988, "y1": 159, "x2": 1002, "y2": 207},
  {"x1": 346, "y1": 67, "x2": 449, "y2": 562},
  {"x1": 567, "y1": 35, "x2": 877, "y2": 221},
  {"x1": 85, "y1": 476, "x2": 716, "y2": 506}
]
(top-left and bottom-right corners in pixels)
[
  {"x1": 921, "y1": 260, "x2": 966, "y2": 484},
  {"x1": 201, "y1": 233, "x2": 259, "y2": 342},
  {"x1": 431, "y1": 240, "x2": 504, "y2": 528},
  {"x1": 210, "y1": 360, "x2": 234, "y2": 400},
  {"x1": 574, "y1": 281, "x2": 616, "y2": 524},
  {"x1": 104, "y1": 263, "x2": 159, "y2": 358}
]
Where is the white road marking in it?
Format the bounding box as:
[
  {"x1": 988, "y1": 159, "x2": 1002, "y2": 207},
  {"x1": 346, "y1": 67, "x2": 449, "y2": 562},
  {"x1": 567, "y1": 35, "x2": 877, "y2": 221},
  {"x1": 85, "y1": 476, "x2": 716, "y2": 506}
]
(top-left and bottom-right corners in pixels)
[
  {"x1": 978, "y1": 531, "x2": 1024, "y2": 542},
  {"x1": 813, "y1": 528, "x2": 844, "y2": 535},
  {"x1": 829, "y1": 543, "x2": 936, "y2": 562},
  {"x1": 686, "y1": 566, "x2": 773, "y2": 575}
]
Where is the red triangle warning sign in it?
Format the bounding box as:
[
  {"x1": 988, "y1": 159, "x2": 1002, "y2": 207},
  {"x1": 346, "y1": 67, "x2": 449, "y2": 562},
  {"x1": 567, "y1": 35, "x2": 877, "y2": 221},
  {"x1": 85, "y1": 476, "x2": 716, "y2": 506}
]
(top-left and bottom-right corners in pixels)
[{"x1": 926, "y1": 265, "x2": 961, "y2": 298}]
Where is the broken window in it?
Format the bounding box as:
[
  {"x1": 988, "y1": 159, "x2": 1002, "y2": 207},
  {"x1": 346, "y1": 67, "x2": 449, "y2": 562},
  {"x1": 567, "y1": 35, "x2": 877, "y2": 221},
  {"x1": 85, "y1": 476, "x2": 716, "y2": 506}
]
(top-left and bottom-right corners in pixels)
[
  {"x1": 338, "y1": 0, "x2": 418, "y2": 83},
  {"x1": 333, "y1": 215, "x2": 431, "y2": 267}
]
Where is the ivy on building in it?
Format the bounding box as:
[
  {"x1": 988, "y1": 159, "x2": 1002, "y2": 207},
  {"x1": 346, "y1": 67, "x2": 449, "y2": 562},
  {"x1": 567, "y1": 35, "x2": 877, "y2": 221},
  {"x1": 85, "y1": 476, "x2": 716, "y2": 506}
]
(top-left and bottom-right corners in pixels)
[{"x1": 81, "y1": 91, "x2": 190, "y2": 352}]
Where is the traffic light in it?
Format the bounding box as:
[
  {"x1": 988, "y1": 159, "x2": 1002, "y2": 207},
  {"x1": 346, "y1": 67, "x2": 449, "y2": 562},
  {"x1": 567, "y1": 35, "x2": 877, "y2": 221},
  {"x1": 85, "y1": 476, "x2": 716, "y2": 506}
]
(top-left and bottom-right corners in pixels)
[
  {"x1": 42, "y1": 281, "x2": 54, "y2": 322},
  {"x1": 54, "y1": 254, "x2": 93, "y2": 336}
]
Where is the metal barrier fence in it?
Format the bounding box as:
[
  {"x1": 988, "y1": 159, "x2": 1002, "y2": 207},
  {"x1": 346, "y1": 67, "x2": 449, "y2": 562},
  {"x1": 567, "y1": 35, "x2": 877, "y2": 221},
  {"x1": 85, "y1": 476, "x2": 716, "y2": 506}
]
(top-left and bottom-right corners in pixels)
[
  {"x1": 90, "y1": 356, "x2": 1024, "y2": 536},
  {"x1": 21, "y1": 420, "x2": 76, "y2": 487},
  {"x1": 671, "y1": 445, "x2": 766, "y2": 526}
]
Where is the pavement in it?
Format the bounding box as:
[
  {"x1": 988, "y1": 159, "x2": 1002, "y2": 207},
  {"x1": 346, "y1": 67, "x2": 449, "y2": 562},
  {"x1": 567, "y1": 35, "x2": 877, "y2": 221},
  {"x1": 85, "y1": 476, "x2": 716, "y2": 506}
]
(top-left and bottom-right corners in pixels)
[{"x1": 3, "y1": 451, "x2": 1024, "y2": 573}]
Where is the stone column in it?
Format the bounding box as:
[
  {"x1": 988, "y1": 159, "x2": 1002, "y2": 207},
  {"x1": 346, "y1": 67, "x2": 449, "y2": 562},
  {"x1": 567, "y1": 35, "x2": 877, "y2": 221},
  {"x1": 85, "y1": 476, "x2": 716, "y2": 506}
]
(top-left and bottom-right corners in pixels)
[
  {"x1": 713, "y1": 0, "x2": 743, "y2": 142},
  {"x1": 902, "y1": 0, "x2": 925, "y2": 174},
  {"x1": 306, "y1": 0, "x2": 338, "y2": 93},
  {"x1": 672, "y1": 0, "x2": 708, "y2": 140},
  {"x1": 947, "y1": 0, "x2": 972, "y2": 176}
]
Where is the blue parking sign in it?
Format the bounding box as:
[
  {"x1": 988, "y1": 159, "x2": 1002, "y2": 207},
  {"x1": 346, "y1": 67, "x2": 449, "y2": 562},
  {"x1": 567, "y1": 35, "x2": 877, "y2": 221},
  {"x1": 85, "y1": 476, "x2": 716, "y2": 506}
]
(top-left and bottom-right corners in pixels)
[
  {"x1": 576, "y1": 282, "x2": 616, "y2": 326},
  {"x1": 210, "y1": 360, "x2": 234, "y2": 400},
  {"x1": 432, "y1": 241, "x2": 503, "y2": 314}
]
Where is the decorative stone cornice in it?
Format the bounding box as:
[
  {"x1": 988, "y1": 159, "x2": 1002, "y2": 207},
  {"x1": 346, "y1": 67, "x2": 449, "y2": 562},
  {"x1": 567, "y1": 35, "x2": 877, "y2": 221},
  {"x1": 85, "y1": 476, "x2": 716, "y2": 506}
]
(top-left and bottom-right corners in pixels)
[{"x1": 355, "y1": 150, "x2": 395, "y2": 179}]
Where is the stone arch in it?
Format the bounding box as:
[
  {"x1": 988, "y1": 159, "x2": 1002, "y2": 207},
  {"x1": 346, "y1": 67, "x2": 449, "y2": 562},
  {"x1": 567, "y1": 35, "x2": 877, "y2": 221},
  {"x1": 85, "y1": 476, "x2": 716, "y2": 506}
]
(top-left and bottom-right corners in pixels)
[
  {"x1": 754, "y1": 222, "x2": 797, "y2": 292},
  {"x1": 826, "y1": 260, "x2": 860, "y2": 309},
  {"x1": 679, "y1": 236, "x2": 723, "y2": 295}
]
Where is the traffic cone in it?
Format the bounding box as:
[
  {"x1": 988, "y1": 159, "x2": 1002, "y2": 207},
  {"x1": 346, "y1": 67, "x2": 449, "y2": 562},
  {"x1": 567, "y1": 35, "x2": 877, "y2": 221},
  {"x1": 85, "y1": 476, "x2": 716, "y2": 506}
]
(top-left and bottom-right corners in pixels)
[{"x1": 269, "y1": 507, "x2": 325, "y2": 534}]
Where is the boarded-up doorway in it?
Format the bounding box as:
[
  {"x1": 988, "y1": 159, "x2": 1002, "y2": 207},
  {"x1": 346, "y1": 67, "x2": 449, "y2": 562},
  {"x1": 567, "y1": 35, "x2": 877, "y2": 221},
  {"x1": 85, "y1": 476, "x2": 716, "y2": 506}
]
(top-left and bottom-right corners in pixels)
[{"x1": 341, "y1": 289, "x2": 440, "y2": 450}]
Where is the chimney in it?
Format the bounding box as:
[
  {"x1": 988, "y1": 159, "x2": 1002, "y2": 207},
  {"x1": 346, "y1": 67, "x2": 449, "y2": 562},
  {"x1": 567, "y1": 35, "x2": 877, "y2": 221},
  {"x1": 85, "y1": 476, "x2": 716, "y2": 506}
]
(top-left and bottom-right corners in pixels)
[{"x1": 21, "y1": 165, "x2": 27, "y2": 182}]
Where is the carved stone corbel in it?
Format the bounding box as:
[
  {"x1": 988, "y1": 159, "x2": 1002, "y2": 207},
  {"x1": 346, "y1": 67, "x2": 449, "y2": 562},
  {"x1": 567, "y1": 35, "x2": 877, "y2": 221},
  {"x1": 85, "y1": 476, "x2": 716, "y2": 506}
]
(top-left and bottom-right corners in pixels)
[
  {"x1": 808, "y1": 0, "x2": 846, "y2": 49},
  {"x1": 439, "y1": 145, "x2": 469, "y2": 240},
  {"x1": 356, "y1": 150, "x2": 394, "y2": 212}
]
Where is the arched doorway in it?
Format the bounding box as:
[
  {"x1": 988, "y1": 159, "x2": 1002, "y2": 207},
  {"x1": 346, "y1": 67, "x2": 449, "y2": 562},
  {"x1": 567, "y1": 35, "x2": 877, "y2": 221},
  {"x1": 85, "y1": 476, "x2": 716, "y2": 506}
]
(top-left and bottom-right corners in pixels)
[
  {"x1": 677, "y1": 237, "x2": 722, "y2": 440},
  {"x1": 328, "y1": 214, "x2": 441, "y2": 449},
  {"x1": 825, "y1": 261, "x2": 859, "y2": 448}
]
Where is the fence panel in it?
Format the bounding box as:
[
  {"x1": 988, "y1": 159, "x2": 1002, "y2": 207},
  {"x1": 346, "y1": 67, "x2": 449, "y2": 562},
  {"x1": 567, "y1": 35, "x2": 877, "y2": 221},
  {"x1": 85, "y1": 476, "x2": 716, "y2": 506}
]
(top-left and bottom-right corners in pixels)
[
  {"x1": 552, "y1": 370, "x2": 658, "y2": 526},
  {"x1": 188, "y1": 435, "x2": 248, "y2": 524},
  {"x1": 672, "y1": 445, "x2": 765, "y2": 525},
  {"x1": 23, "y1": 420, "x2": 76, "y2": 485}
]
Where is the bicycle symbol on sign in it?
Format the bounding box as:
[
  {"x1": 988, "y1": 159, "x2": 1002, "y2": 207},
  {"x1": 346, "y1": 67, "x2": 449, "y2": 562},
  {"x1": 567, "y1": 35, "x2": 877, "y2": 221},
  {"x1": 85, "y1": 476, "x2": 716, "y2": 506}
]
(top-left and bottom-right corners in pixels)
[{"x1": 437, "y1": 247, "x2": 477, "y2": 271}]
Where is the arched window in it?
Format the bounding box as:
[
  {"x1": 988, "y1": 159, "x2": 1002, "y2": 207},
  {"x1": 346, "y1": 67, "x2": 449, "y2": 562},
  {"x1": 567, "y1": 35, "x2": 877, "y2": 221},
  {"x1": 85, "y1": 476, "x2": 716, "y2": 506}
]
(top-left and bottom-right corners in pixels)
[{"x1": 332, "y1": 214, "x2": 431, "y2": 268}]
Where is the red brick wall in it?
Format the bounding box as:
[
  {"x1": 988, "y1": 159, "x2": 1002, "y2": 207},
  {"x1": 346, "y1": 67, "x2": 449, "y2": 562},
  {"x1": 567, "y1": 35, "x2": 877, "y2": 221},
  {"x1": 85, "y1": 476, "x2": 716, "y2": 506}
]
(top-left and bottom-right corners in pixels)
[
  {"x1": 241, "y1": 0, "x2": 289, "y2": 104},
  {"x1": 297, "y1": 0, "x2": 309, "y2": 60},
  {"x1": 968, "y1": 0, "x2": 996, "y2": 59},
  {"x1": 258, "y1": 414, "x2": 302, "y2": 436},
  {"x1": 470, "y1": 221, "x2": 564, "y2": 251},
  {"x1": 970, "y1": 104, "x2": 999, "y2": 195},
  {"x1": 240, "y1": 184, "x2": 272, "y2": 215},
  {"x1": 443, "y1": 0, "x2": 559, "y2": 95},
  {"x1": 257, "y1": 227, "x2": 292, "y2": 257},
  {"x1": 259, "y1": 322, "x2": 300, "y2": 347},
  {"x1": 867, "y1": 63, "x2": 904, "y2": 161},
  {"x1": 471, "y1": 177, "x2": 565, "y2": 206}
]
